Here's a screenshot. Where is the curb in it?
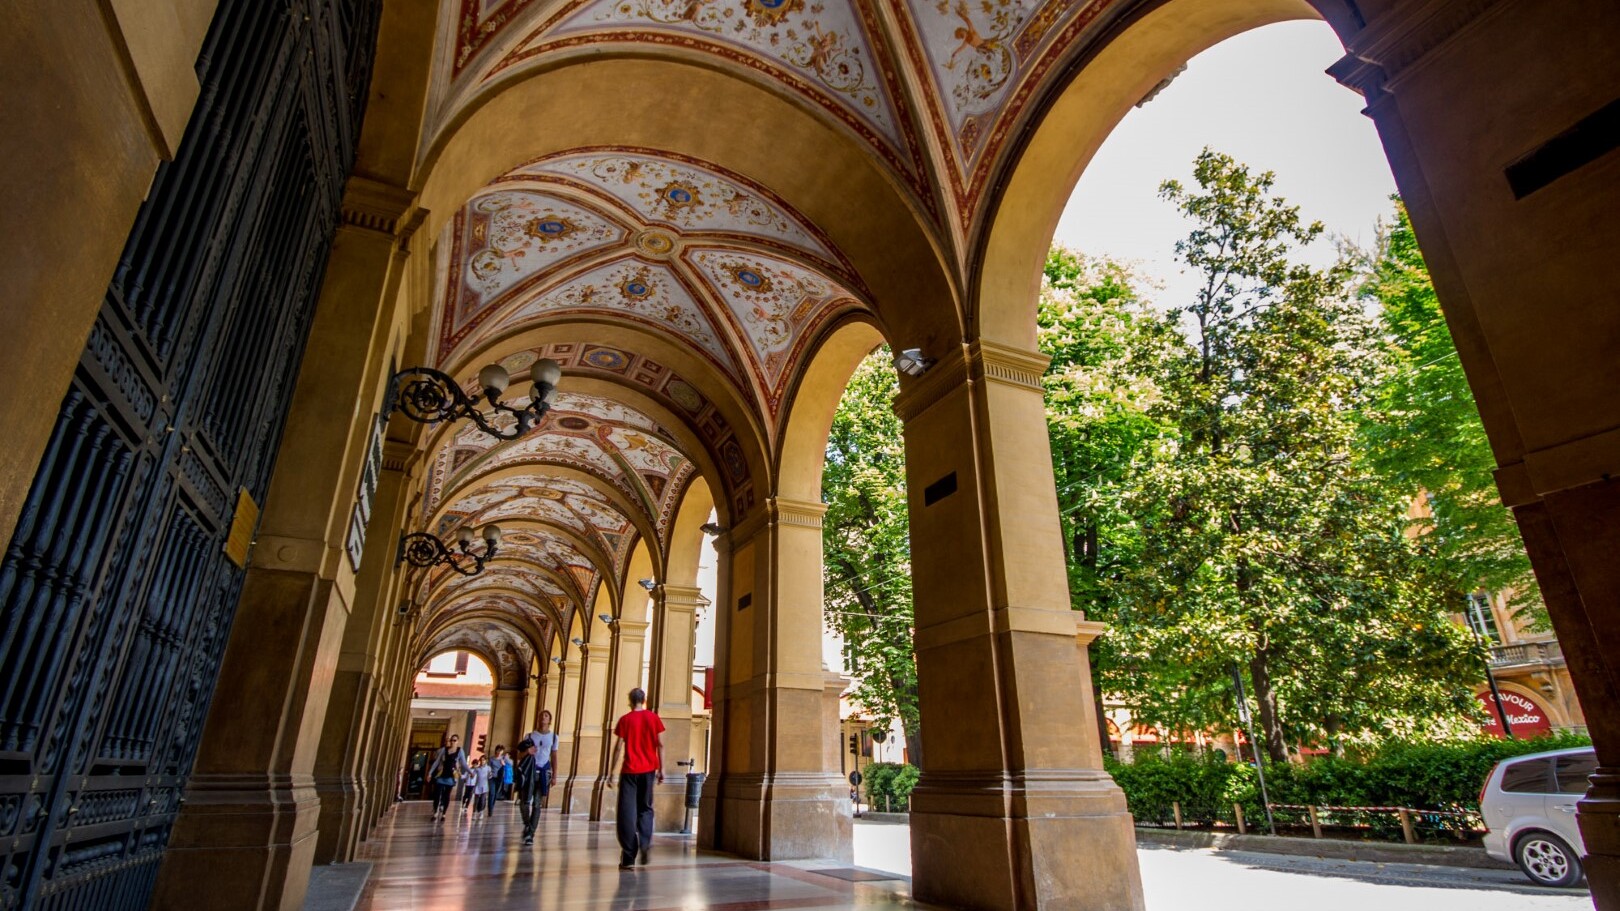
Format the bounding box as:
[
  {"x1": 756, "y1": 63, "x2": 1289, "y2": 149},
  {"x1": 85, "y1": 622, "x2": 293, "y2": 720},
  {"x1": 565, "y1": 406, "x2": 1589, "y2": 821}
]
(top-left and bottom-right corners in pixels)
[{"x1": 1133, "y1": 827, "x2": 1515, "y2": 870}]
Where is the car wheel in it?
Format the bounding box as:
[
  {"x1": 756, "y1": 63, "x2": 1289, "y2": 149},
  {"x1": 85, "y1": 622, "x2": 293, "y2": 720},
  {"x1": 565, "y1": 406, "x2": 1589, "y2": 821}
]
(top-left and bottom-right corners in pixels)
[{"x1": 1515, "y1": 831, "x2": 1584, "y2": 887}]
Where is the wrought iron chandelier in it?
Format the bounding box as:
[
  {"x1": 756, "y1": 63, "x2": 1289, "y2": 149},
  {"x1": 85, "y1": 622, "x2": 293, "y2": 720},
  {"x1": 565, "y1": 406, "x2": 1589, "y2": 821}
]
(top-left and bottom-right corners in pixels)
[
  {"x1": 385, "y1": 358, "x2": 563, "y2": 440},
  {"x1": 397, "y1": 524, "x2": 503, "y2": 576}
]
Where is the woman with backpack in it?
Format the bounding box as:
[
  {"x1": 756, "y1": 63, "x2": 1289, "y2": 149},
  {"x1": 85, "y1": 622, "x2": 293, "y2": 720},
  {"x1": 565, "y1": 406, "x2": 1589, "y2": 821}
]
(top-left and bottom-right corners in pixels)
[{"x1": 425, "y1": 734, "x2": 470, "y2": 821}]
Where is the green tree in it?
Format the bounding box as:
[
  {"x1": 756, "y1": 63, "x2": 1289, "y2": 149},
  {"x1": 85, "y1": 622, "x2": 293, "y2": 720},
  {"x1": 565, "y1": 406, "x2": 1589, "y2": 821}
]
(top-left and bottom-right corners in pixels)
[
  {"x1": 1360, "y1": 201, "x2": 1543, "y2": 628},
  {"x1": 821, "y1": 348, "x2": 921, "y2": 762},
  {"x1": 1103, "y1": 151, "x2": 1480, "y2": 761}
]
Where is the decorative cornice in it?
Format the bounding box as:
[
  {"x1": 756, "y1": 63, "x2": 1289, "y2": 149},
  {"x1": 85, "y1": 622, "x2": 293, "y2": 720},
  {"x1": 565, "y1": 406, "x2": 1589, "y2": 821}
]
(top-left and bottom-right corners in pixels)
[
  {"x1": 970, "y1": 339, "x2": 1049, "y2": 392},
  {"x1": 1331, "y1": 0, "x2": 1506, "y2": 101},
  {"x1": 662, "y1": 584, "x2": 710, "y2": 608},
  {"x1": 339, "y1": 176, "x2": 417, "y2": 238},
  {"x1": 769, "y1": 496, "x2": 826, "y2": 529},
  {"x1": 382, "y1": 439, "x2": 415, "y2": 473}
]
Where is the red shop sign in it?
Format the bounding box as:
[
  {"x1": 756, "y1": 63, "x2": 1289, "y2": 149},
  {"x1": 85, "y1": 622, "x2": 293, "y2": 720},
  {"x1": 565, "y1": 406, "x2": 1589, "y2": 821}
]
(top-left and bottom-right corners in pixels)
[{"x1": 1478, "y1": 690, "x2": 1553, "y2": 738}]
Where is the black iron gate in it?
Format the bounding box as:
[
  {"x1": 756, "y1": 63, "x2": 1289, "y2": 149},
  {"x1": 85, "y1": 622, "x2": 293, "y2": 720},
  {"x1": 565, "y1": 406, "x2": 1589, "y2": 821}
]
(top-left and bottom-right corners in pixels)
[{"x1": 0, "y1": 1, "x2": 379, "y2": 907}]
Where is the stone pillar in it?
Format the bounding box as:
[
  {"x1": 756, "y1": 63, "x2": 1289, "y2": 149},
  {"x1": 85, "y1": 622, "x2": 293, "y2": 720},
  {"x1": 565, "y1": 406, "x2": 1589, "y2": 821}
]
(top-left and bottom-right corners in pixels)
[
  {"x1": 490, "y1": 684, "x2": 525, "y2": 754},
  {"x1": 1325, "y1": 4, "x2": 1620, "y2": 906},
  {"x1": 708, "y1": 497, "x2": 851, "y2": 862},
  {"x1": 150, "y1": 179, "x2": 412, "y2": 911},
  {"x1": 312, "y1": 435, "x2": 416, "y2": 865},
  {"x1": 551, "y1": 658, "x2": 582, "y2": 792},
  {"x1": 563, "y1": 642, "x2": 610, "y2": 814},
  {"x1": 594, "y1": 618, "x2": 650, "y2": 821},
  {"x1": 895, "y1": 340, "x2": 1143, "y2": 911},
  {"x1": 653, "y1": 585, "x2": 705, "y2": 829}
]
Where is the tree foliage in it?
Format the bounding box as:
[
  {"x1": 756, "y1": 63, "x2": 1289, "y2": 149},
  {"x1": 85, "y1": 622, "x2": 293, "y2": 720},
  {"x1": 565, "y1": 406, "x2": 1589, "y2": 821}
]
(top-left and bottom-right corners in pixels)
[
  {"x1": 821, "y1": 349, "x2": 920, "y2": 758},
  {"x1": 1060, "y1": 151, "x2": 1482, "y2": 760},
  {"x1": 1358, "y1": 201, "x2": 1543, "y2": 628}
]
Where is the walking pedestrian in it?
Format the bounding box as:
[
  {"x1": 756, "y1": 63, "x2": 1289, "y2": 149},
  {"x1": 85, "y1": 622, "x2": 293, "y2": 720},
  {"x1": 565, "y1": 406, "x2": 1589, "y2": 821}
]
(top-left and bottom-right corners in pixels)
[
  {"x1": 605, "y1": 688, "x2": 664, "y2": 870},
  {"x1": 523, "y1": 710, "x2": 560, "y2": 810},
  {"x1": 425, "y1": 734, "x2": 470, "y2": 821},
  {"x1": 514, "y1": 738, "x2": 542, "y2": 845},
  {"x1": 497, "y1": 745, "x2": 514, "y2": 808},
  {"x1": 461, "y1": 758, "x2": 478, "y2": 810},
  {"x1": 472, "y1": 756, "x2": 491, "y2": 815}
]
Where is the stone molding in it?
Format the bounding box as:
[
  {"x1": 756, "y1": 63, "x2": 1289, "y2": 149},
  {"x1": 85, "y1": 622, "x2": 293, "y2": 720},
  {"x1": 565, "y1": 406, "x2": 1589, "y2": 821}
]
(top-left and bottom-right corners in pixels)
[
  {"x1": 892, "y1": 343, "x2": 970, "y2": 424},
  {"x1": 1330, "y1": 0, "x2": 1506, "y2": 100},
  {"x1": 339, "y1": 176, "x2": 417, "y2": 239},
  {"x1": 913, "y1": 602, "x2": 1091, "y2": 653},
  {"x1": 662, "y1": 584, "x2": 709, "y2": 609},
  {"x1": 892, "y1": 340, "x2": 1051, "y2": 424},
  {"x1": 769, "y1": 496, "x2": 826, "y2": 529}
]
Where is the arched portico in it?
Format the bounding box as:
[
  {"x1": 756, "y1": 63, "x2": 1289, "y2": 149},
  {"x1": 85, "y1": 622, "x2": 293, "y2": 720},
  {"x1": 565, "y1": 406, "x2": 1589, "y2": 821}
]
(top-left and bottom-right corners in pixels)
[{"x1": 3, "y1": 1, "x2": 1619, "y2": 910}]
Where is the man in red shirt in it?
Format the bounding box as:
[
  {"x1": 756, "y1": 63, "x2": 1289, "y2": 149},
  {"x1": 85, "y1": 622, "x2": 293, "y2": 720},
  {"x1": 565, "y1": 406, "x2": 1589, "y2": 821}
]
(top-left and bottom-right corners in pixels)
[{"x1": 606, "y1": 687, "x2": 665, "y2": 869}]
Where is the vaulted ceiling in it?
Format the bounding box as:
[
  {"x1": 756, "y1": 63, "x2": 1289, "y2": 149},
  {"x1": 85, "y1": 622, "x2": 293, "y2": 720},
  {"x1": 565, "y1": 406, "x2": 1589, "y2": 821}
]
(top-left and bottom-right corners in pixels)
[
  {"x1": 411, "y1": 0, "x2": 1126, "y2": 666},
  {"x1": 427, "y1": 0, "x2": 1124, "y2": 232}
]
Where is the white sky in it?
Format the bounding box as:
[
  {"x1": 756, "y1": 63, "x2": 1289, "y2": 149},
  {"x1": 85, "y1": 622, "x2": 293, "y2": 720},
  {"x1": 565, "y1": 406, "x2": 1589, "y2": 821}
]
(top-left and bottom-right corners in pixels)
[{"x1": 1052, "y1": 20, "x2": 1399, "y2": 309}]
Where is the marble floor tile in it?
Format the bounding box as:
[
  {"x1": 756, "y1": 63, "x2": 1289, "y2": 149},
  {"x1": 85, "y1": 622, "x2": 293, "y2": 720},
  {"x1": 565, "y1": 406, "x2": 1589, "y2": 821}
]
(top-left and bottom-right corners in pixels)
[{"x1": 351, "y1": 802, "x2": 941, "y2": 910}]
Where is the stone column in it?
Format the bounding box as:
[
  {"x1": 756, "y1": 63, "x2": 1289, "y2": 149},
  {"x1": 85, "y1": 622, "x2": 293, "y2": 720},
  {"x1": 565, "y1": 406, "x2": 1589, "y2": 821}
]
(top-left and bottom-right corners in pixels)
[
  {"x1": 708, "y1": 497, "x2": 851, "y2": 862},
  {"x1": 312, "y1": 437, "x2": 416, "y2": 865},
  {"x1": 653, "y1": 585, "x2": 705, "y2": 829},
  {"x1": 895, "y1": 341, "x2": 1143, "y2": 911},
  {"x1": 551, "y1": 658, "x2": 582, "y2": 793},
  {"x1": 490, "y1": 684, "x2": 525, "y2": 754},
  {"x1": 150, "y1": 179, "x2": 413, "y2": 911},
  {"x1": 1325, "y1": 4, "x2": 1620, "y2": 906},
  {"x1": 594, "y1": 618, "x2": 650, "y2": 820},
  {"x1": 563, "y1": 643, "x2": 610, "y2": 814}
]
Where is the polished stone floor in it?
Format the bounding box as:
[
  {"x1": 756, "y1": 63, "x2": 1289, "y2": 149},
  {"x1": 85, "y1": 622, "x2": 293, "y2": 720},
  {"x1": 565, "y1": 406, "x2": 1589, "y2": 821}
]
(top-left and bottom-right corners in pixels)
[{"x1": 354, "y1": 800, "x2": 935, "y2": 910}]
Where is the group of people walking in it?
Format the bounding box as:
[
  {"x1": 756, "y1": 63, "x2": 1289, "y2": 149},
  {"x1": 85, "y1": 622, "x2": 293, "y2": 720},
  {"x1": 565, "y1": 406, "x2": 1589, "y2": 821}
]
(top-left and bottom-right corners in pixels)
[
  {"x1": 425, "y1": 710, "x2": 560, "y2": 843},
  {"x1": 421, "y1": 688, "x2": 665, "y2": 865}
]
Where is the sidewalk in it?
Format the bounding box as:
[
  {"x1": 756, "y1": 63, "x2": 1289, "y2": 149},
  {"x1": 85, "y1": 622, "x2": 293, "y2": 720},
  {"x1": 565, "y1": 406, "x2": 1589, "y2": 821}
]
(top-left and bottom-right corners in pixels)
[{"x1": 1133, "y1": 827, "x2": 1515, "y2": 870}]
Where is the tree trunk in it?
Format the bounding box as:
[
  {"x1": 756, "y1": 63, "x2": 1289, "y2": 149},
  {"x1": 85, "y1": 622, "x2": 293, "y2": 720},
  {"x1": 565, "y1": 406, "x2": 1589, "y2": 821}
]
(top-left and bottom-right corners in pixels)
[
  {"x1": 902, "y1": 711, "x2": 924, "y2": 769},
  {"x1": 1093, "y1": 685, "x2": 1115, "y2": 759},
  {"x1": 1249, "y1": 646, "x2": 1290, "y2": 764}
]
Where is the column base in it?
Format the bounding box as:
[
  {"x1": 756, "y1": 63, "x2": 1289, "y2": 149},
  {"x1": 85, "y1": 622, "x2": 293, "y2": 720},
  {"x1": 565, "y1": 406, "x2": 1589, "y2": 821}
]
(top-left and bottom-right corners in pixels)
[
  {"x1": 655, "y1": 781, "x2": 692, "y2": 832},
  {"x1": 910, "y1": 770, "x2": 1144, "y2": 911},
  {"x1": 151, "y1": 773, "x2": 322, "y2": 911},
  {"x1": 312, "y1": 775, "x2": 362, "y2": 864},
  {"x1": 1580, "y1": 768, "x2": 1620, "y2": 910},
  {"x1": 716, "y1": 772, "x2": 851, "y2": 862}
]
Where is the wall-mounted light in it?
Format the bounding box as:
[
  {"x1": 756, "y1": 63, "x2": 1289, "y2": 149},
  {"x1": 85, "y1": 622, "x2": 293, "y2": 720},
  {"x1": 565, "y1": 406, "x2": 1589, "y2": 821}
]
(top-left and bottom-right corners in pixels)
[
  {"x1": 549, "y1": 656, "x2": 563, "y2": 666},
  {"x1": 637, "y1": 578, "x2": 657, "y2": 592},
  {"x1": 893, "y1": 348, "x2": 934, "y2": 377},
  {"x1": 598, "y1": 613, "x2": 617, "y2": 626},
  {"x1": 699, "y1": 522, "x2": 724, "y2": 536},
  {"x1": 571, "y1": 637, "x2": 585, "y2": 647},
  {"x1": 384, "y1": 358, "x2": 562, "y2": 441},
  {"x1": 397, "y1": 524, "x2": 502, "y2": 576}
]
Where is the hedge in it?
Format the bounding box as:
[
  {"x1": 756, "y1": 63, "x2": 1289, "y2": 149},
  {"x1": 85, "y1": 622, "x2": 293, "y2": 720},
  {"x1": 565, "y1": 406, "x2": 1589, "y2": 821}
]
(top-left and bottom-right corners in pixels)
[
  {"x1": 863, "y1": 762, "x2": 920, "y2": 810},
  {"x1": 1104, "y1": 732, "x2": 1592, "y2": 837}
]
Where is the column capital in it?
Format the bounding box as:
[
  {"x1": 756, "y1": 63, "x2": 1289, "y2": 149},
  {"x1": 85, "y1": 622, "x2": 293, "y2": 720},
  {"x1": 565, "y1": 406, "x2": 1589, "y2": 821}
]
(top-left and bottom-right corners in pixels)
[
  {"x1": 615, "y1": 618, "x2": 651, "y2": 637},
  {"x1": 338, "y1": 176, "x2": 421, "y2": 241},
  {"x1": 892, "y1": 339, "x2": 1050, "y2": 424},
  {"x1": 662, "y1": 585, "x2": 709, "y2": 610}
]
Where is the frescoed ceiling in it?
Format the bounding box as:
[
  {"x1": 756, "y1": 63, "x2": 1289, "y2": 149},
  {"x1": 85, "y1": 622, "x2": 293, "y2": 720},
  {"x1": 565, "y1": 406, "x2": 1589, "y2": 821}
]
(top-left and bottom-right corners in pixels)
[
  {"x1": 428, "y1": 0, "x2": 1125, "y2": 231},
  {"x1": 432, "y1": 148, "x2": 868, "y2": 423}
]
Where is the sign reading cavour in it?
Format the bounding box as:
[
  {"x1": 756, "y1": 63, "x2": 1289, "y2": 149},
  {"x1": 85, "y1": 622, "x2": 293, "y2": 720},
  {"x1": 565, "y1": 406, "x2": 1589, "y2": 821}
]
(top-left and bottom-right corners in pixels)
[
  {"x1": 223, "y1": 488, "x2": 260, "y2": 569},
  {"x1": 346, "y1": 413, "x2": 386, "y2": 571}
]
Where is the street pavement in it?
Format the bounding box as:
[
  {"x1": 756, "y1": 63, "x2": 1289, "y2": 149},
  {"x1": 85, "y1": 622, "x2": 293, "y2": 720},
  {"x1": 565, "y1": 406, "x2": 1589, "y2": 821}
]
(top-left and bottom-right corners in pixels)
[{"x1": 854, "y1": 821, "x2": 1592, "y2": 910}]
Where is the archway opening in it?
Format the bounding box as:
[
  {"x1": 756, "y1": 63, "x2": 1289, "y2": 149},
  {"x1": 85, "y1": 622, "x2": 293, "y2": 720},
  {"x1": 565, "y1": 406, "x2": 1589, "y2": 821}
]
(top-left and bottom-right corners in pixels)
[{"x1": 406, "y1": 649, "x2": 497, "y2": 801}]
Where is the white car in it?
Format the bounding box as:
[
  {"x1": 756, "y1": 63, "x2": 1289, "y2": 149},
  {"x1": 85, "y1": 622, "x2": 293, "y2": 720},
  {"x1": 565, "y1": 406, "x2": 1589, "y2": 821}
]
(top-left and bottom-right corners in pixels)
[{"x1": 1480, "y1": 746, "x2": 1594, "y2": 887}]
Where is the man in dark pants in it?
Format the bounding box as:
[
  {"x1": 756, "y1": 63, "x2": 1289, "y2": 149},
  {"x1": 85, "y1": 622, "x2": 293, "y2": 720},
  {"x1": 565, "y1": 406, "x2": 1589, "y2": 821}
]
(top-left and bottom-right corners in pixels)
[
  {"x1": 514, "y1": 738, "x2": 541, "y2": 845},
  {"x1": 606, "y1": 687, "x2": 665, "y2": 870}
]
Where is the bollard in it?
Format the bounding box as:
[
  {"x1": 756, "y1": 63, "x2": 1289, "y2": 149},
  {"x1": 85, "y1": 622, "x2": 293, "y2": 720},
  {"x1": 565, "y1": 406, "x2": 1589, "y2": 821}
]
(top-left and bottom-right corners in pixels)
[
  {"x1": 1308, "y1": 806, "x2": 1322, "y2": 839},
  {"x1": 1234, "y1": 803, "x2": 1246, "y2": 835},
  {"x1": 1173, "y1": 801, "x2": 1183, "y2": 830},
  {"x1": 677, "y1": 759, "x2": 704, "y2": 835},
  {"x1": 1398, "y1": 808, "x2": 1416, "y2": 844}
]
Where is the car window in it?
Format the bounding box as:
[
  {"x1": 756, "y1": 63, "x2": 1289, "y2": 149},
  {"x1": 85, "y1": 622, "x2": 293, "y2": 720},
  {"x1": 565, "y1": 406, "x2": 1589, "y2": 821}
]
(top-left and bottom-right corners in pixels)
[
  {"x1": 1501, "y1": 757, "x2": 1553, "y2": 793},
  {"x1": 1556, "y1": 753, "x2": 1598, "y2": 795}
]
